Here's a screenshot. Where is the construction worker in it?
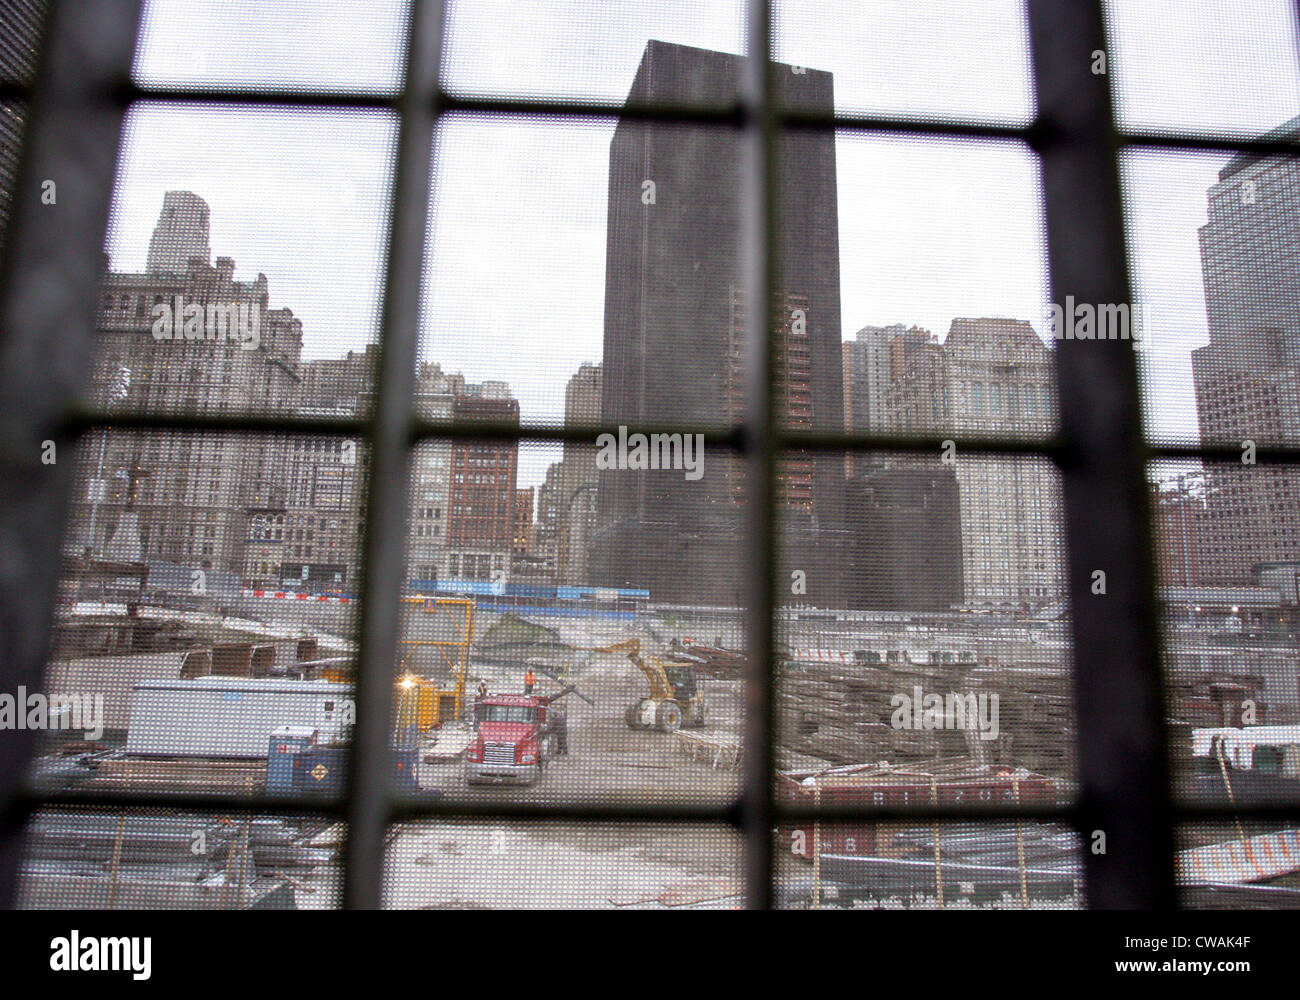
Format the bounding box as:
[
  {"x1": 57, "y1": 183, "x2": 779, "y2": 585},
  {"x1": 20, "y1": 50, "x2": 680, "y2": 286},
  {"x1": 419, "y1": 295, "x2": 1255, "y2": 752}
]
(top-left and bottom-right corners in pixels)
[
  {"x1": 469, "y1": 679, "x2": 489, "y2": 729},
  {"x1": 524, "y1": 668, "x2": 536, "y2": 694}
]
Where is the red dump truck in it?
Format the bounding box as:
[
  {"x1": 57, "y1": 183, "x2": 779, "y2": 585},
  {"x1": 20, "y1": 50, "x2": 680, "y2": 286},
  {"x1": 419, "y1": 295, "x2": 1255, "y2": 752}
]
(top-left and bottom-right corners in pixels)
[{"x1": 464, "y1": 692, "x2": 568, "y2": 786}]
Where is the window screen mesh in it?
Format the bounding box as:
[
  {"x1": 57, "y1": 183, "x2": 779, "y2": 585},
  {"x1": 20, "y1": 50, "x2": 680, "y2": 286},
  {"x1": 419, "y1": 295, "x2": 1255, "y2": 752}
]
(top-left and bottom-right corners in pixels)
[{"x1": 1, "y1": 0, "x2": 1297, "y2": 911}]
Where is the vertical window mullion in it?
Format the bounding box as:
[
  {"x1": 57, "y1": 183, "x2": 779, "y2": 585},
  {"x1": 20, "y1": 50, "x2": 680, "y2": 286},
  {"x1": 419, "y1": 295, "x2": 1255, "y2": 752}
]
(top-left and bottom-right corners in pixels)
[
  {"x1": 741, "y1": 0, "x2": 778, "y2": 910},
  {"x1": 1026, "y1": 0, "x2": 1175, "y2": 908},
  {"x1": 0, "y1": 0, "x2": 144, "y2": 910},
  {"x1": 342, "y1": 0, "x2": 443, "y2": 910}
]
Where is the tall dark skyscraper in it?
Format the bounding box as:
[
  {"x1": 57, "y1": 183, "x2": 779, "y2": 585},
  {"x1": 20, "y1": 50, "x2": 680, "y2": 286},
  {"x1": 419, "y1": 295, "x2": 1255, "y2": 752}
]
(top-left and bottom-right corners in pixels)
[
  {"x1": 1192, "y1": 115, "x2": 1300, "y2": 583},
  {"x1": 590, "y1": 40, "x2": 844, "y2": 604}
]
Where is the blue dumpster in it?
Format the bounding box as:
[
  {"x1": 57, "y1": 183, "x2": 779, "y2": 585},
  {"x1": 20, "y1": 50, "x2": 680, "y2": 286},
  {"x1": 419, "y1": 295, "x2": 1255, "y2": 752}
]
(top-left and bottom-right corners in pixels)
[
  {"x1": 293, "y1": 745, "x2": 349, "y2": 796},
  {"x1": 291, "y1": 743, "x2": 421, "y2": 795},
  {"x1": 266, "y1": 726, "x2": 318, "y2": 796}
]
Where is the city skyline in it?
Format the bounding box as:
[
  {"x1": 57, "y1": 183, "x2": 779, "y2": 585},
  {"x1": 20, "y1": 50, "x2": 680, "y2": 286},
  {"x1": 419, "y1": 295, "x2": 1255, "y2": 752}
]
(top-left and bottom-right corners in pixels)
[
  {"x1": 99, "y1": 2, "x2": 1300, "y2": 492},
  {"x1": 83, "y1": 13, "x2": 1300, "y2": 606}
]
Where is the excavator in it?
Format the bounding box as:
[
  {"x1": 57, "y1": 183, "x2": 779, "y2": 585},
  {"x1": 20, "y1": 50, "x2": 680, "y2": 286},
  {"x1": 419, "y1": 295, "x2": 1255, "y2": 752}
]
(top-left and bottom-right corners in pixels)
[{"x1": 573, "y1": 639, "x2": 707, "y2": 733}]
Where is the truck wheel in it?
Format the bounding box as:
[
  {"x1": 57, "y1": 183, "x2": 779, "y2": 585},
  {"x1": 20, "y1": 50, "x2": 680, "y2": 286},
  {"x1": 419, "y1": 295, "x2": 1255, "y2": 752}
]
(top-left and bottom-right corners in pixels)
[
  {"x1": 656, "y1": 701, "x2": 683, "y2": 733},
  {"x1": 625, "y1": 703, "x2": 642, "y2": 728},
  {"x1": 690, "y1": 701, "x2": 708, "y2": 728}
]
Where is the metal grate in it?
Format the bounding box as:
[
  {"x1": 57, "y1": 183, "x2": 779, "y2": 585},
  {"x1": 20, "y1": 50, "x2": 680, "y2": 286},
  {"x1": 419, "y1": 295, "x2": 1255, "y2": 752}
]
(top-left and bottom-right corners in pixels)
[{"x1": 2, "y1": 0, "x2": 1299, "y2": 910}]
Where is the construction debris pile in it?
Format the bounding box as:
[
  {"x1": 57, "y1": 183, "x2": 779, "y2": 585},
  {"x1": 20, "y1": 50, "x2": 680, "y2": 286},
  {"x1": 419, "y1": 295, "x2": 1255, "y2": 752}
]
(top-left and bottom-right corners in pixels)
[
  {"x1": 1165, "y1": 668, "x2": 1267, "y2": 728},
  {"x1": 776, "y1": 652, "x2": 1076, "y2": 778},
  {"x1": 966, "y1": 664, "x2": 1076, "y2": 778},
  {"x1": 17, "y1": 811, "x2": 339, "y2": 909},
  {"x1": 664, "y1": 640, "x2": 749, "y2": 678}
]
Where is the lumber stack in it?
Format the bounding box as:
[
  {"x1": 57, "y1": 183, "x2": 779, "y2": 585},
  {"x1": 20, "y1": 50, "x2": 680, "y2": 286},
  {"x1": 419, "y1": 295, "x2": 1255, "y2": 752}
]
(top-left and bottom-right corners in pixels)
[{"x1": 82, "y1": 756, "x2": 265, "y2": 794}]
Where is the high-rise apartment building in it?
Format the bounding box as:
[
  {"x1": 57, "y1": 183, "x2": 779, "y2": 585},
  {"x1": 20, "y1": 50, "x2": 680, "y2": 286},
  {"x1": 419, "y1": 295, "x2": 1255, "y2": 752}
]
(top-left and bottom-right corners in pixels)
[{"x1": 844, "y1": 323, "x2": 932, "y2": 436}]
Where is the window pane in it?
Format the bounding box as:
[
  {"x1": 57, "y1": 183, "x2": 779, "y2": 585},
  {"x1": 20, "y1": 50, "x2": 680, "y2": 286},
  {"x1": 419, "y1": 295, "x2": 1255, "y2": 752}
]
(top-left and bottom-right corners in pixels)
[
  {"x1": 1120, "y1": 145, "x2": 1300, "y2": 449},
  {"x1": 441, "y1": 1, "x2": 744, "y2": 105},
  {"x1": 1152, "y1": 460, "x2": 1300, "y2": 821},
  {"x1": 773, "y1": 0, "x2": 1034, "y2": 124},
  {"x1": 18, "y1": 806, "x2": 344, "y2": 909},
  {"x1": 133, "y1": 0, "x2": 411, "y2": 95},
  {"x1": 1177, "y1": 821, "x2": 1300, "y2": 909},
  {"x1": 775, "y1": 821, "x2": 1083, "y2": 909},
  {"x1": 383, "y1": 821, "x2": 740, "y2": 908},
  {"x1": 836, "y1": 133, "x2": 1057, "y2": 443},
  {"x1": 777, "y1": 449, "x2": 1074, "y2": 788},
  {"x1": 91, "y1": 103, "x2": 396, "y2": 420},
  {"x1": 1105, "y1": 0, "x2": 1300, "y2": 139},
  {"x1": 422, "y1": 113, "x2": 742, "y2": 431},
  {"x1": 401, "y1": 438, "x2": 745, "y2": 810}
]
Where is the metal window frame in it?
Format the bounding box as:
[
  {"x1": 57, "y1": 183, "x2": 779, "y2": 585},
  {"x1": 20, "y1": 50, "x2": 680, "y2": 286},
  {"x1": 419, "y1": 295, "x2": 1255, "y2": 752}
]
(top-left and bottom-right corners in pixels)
[{"x1": 2, "y1": 0, "x2": 1299, "y2": 910}]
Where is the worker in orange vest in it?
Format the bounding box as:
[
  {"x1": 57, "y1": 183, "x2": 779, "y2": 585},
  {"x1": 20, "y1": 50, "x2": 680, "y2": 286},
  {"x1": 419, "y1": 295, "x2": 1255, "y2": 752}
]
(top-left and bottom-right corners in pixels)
[{"x1": 524, "y1": 669, "x2": 536, "y2": 694}]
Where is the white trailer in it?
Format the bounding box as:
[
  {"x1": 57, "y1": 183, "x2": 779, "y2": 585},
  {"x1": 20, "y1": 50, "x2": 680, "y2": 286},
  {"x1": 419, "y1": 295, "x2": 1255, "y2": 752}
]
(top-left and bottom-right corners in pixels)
[{"x1": 126, "y1": 677, "x2": 354, "y2": 758}]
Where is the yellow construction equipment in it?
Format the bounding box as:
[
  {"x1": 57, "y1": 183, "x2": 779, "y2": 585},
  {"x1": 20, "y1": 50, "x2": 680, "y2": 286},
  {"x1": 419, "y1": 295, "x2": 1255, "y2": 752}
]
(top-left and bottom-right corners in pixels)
[
  {"x1": 396, "y1": 596, "x2": 475, "y2": 729},
  {"x1": 574, "y1": 638, "x2": 707, "y2": 733}
]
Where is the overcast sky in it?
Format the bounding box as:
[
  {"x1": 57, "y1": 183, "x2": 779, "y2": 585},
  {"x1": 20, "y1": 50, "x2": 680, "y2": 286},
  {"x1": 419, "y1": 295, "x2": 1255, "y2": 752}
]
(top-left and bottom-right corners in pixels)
[{"x1": 106, "y1": 0, "x2": 1300, "y2": 488}]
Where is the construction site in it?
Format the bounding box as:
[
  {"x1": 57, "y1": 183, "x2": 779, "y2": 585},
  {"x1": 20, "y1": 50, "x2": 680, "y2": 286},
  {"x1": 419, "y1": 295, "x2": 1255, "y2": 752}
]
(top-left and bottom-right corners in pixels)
[{"x1": 18, "y1": 565, "x2": 1300, "y2": 909}]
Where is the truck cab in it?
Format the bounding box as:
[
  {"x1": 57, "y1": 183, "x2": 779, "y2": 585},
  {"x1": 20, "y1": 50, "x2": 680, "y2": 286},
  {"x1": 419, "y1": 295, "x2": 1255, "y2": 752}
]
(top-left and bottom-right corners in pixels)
[{"x1": 464, "y1": 694, "x2": 565, "y2": 786}]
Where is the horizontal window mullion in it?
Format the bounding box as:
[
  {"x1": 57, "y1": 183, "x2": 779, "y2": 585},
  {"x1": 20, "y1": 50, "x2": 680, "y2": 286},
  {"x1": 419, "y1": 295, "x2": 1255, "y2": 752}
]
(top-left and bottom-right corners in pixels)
[
  {"x1": 780, "y1": 108, "x2": 1030, "y2": 140},
  {"x1": 781, "y1": 429, "x2": 1065, "y2": 457},
  {"x1": 414, "y1": 419, "x2": 742, "y2": 448},
  {"x1": 439, "y1": 93, "x2": 743, "y2": 126},
  {"x1": 63, "y1": 414, "x2": 1068, "y2": 458},
  {"x1": 20, "y1": 790, "x2": 1296, "y2": 828},
  {"x1": 1120, "y1": 129, "x2": 1300, "y2": 158},
  {"x1": 1149, "y1": 442, "x2": 1300, "y2": 464},
  {"x1": 100, "y1": 85, "x2": 1300, "y2": 166},
  {"x1": 65, "y1": 410, "x2": 367, "y2": 438},
  {"x1": 124, "y1": 82, "x2": 398, "y2": 110},
  {"x1": 7, "y1": 790, "x2": 348, "y2": 821}
]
